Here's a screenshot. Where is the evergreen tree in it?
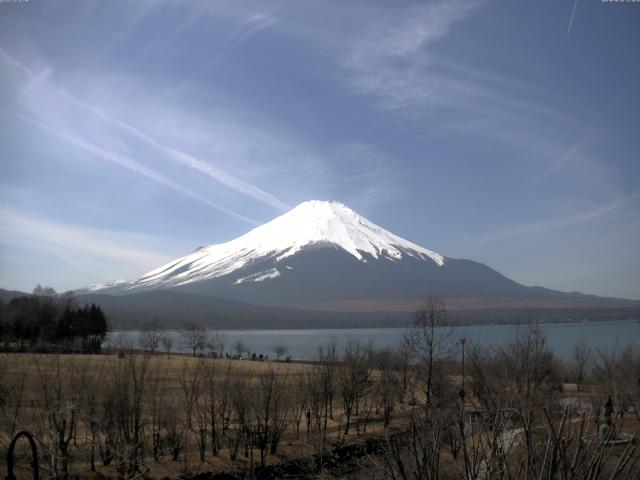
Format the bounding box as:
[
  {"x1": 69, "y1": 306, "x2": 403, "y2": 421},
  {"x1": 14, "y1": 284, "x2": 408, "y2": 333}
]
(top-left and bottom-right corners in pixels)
[{"x1": 3, "y1": 287, "x2": 109, "y2": 352}]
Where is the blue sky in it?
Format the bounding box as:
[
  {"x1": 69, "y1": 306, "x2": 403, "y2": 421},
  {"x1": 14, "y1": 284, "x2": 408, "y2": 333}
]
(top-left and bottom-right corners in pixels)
[{"x1": 0, "y1": 0, "x2": 639, "y2": 298}]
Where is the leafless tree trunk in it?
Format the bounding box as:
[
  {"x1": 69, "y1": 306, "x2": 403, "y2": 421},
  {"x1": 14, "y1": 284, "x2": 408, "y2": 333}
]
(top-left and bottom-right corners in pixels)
[
  {"x1": 78, "y1": 358, "x2": 106, "y2": 471},
  {"x1": 253, "y1": 368, "x2": 289, "y2": 466},
  {"x1": 33, "y1": 355, "x2": 77, "y2": 480},
  {"x1": 338, "y1": 340, "x2": 370, "y2": 435},
  {"x1": 100, "y1": 353, "x2": 151, "y2": 479},
  {"x1": 203, "y1": 361, "x2": 220, "y2": 456},
  {"x1": 406, "y1": 296, "x2": 453, "y2": 410},
  {"x1": 140, "y1": 322, "x2": 162, "y2": 354},
  {"x1": 572, "y1": 340, "x2": 592, "y2": 393},
  {"x1": 372, "y1": 348, "x2": 402, "y2": 428},
  {"x1": 179, "y1": 359, "x2": 204, "y2": 468},
  {"x1": 0, "y1": 355, "x2": 27, "y2": 443},
  {"x1": 148, "y1": 359, "x2": 168, "y2": 462},
  {"x1": 181, "y1": 324, "x2": 208, "y2": 357},
  {"x1": 291, "y1": 371, "x2": 309, "y2": 440},
  {"x1": 161, "y1": 334, "x2": 173, "y2": 358}
]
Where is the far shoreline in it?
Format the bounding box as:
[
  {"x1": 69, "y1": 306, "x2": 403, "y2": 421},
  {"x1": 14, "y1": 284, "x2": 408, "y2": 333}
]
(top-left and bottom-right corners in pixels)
[{"x1": 107, "y1": 315, "x2": 640, "y2": 332}]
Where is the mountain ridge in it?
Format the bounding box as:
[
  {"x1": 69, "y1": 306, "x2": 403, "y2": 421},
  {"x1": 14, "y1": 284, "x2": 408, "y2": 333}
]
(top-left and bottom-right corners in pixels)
[
  {"x1": 78, "y1": 200, "x2": 636, "y2": 308},
  {"x1": 85, "y1": 200, "x2": 445, "y2": 294},
  {"x1": 54, "y1": 199, "x2": 638, "y2": 326}
]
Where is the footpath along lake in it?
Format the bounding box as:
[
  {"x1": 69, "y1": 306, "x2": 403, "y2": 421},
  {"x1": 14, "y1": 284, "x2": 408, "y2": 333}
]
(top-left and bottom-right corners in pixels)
[{"x1": 108, "y1": 318, "x2": 640, "y2": 361}]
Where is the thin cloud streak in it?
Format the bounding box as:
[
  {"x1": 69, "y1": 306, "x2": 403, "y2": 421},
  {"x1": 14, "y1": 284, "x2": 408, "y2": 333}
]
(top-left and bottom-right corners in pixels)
[
  {"x1": 2, "y1": 47, "x2": 290, "y2": 213},
  {"x1": 17, "y1": 113, "x2": 260, "y2": 225},
  {"x1": 235, "y1": 13, "x2": 277, "y2": 40},
  {"x1": 57, "y1": 90, "x2": 291, "y2": 212},
  {"x1": 0, "y1": 208, "x2": 171, "y2": 272},
  {"x1": 567, "y1": 0, "x2": 579, "y2": 36},
  {"x1": 465, "y1": 192, "x2": 640, "y2": 246}
]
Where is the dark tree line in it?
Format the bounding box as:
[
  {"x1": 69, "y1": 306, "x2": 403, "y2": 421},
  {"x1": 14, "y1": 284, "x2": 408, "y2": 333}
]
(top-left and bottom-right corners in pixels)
[{"x1": 0, "y1": 285, "x2": 108, "y2": 352}]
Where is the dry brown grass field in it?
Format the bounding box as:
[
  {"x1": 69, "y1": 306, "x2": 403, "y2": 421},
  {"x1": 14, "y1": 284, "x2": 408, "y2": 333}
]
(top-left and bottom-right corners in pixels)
[
  {"x1": 1, "y1": 321, "x2": 639, "y2": 480},
  {"x1": 0, "y1": 351, "x2": 414, "y2": 479}
]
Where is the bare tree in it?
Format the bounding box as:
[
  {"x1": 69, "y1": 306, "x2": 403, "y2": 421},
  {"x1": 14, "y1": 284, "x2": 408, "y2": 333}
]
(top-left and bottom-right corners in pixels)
[
  {"x1": 107, "y1": 330, "x2": 134, "y2": 357},
  {"x1": 179, "y1": 360, "x2": 203, "y2": 433},
  {"x1": 33, "y1": 356, "x2": 76, "y2": 480},
  {"x1": 232, "y1": 339, "x2": 250, "y2": 358},
  {"x1": 272, "y1": 344, "x2": 288, "y2": 361},
  {"x1": 181, "y1": 324, "x2": 208, "y2": 357},
  {"x1": 253, "y1": 368, "x2": 290, "y2": 466},
  {"x1": 470, "y1": 324, "x2": 561, "y2": 414},
  {"x1": 218, "y1": 361, "x2": 234, "y2": 435},
  {"x1": 0, "y1": 355, "x2": 26, "y2": 444},
  {"x1": 302, "y1": 340, "x2": 338, "y2": 469},
  {"x1": 405, "y1": 296, "x2": 453, "y2": 408},
  {"x1": 382, "y1": 407, "x2": 444, "y2": 480},
  {"x1": 290, "y1": 371, "x2": 309, "y2": 440},
  {"x1": 148, "y1": 359, "x2": 169, "y2": 462},
  {"x1": 101, "y1": 354, "x2": 152, "y2": 479},
  {"x1": 161, "y1": 334, "x2": 173, "y2": 358},
  {"x1": 501, "y1": 323, "x2": 561, "y2": 411},
  {"x1": 228, "y1": 375, "x2": 251, "y2": 462},
  {"x1": 208, "y1": 330, "x2": 227, "y2": 357},
  {"x1": 78, "y1": 359, "x2": 105, "y2": 471},
  {"x1": 140, "y1": 322, "x2": 162, "y2": 354},
  {"x1": 591, "y1": 343, "x2": 640, "y2": 425},
  {"x1": 572, "y1": 340, "x2": 591, "y2": 393},
  {"x1": 192, "y1": 365, "x2": 209, "y2": 463},
  {"x1": 338, "y1": 340, "x2": 371, "y2": 435},
  {"x1": 202, "y1": 360, "x2": 221, "y2": 456},
  {"x1": 398, "y1": 336, "x2": 413, "y2": 398},
  {"x1": 372, "y1": 348, "x2": 402, "y2": 428}
]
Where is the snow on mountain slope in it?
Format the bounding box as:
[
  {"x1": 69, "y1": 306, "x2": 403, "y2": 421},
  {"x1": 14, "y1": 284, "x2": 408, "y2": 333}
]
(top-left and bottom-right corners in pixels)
[
  {"x1": 81, "y1": 278, "x2": 128, "y2": 292},
  {"x1": 117, "y1": 200, "x2": 444, "y2": 291},
  {"x1": 234, "y1": 268, "x2": 281, "y2": 285}
]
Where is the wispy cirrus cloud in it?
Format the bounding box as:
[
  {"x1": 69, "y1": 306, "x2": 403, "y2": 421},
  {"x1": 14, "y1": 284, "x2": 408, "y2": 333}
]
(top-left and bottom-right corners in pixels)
[
  {"x1": 17, "y1": 113, "x2": 260, "y2": 225},
  {"x1": 235, "y1": 13, "x2": 277, "y2": 40},
  {"x1": 0, "y1": 208, "x2": 171, "y2": 278},
  {"x1": 338, "y1": 0, "x2": 578, "y2": 154},
  {"x1": 463, "y1": 191, "x2": 640, "y2": 246},
  {"x1": 1, "y1": 47, "x2": 290, "y2": 214},
  {"x1": 55, "y1": 89, "x2": 291, "y2": 213},
  {"x1": 343, "y1": 1, "x2": 483, "y2": 110},
  {"x1": 341, "y1": 1, "x2": 573, "y2": 126}
]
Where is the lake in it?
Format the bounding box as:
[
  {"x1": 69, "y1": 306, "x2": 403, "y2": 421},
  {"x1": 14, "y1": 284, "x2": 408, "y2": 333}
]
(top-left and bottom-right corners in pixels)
[{"x1": 108, "y1": 319, "x2": 640, "y2": 362}]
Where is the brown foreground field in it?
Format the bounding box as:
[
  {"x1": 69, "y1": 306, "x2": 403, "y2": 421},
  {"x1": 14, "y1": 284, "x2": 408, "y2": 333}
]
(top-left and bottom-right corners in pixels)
[
  {"x1": 1, "y1": 320, "x2": 639, "y2": 479},
  {"x1": 0, "y1": 350, "x2": 413, "y2": 479}
]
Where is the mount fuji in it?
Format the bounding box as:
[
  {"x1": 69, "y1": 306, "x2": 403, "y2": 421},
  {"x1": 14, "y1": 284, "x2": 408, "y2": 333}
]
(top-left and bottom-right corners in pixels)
[{"x1": 76, "y1": 200, "x2": 636, "y2": 327}]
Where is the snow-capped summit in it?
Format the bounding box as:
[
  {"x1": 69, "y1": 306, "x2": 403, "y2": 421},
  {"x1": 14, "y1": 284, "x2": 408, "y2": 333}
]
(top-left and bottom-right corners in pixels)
[
  {"x1": 77, "y1": 200, "x2": 603, "y2": 313},
  {"x1": 272, "y1": 201, "x2": 444, "y2": 264},
  {"x1": 105, "y1": 200, "x2": 443, "y2": 292}
]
